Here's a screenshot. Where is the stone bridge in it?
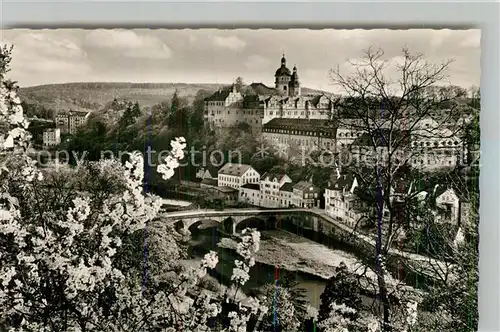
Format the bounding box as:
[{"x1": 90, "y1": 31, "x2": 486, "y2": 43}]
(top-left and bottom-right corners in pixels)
[
  {"x1": 163, "y1": 208, "x2": 313, "y2": 234},
  {"x1": 161, "y1": 207, "x2": 454, "y2": 282}
]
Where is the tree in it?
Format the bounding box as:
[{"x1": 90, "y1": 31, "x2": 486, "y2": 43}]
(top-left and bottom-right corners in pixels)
[
  {"x1": 2, "y1": 45, "x2": 272, "y2": 331},
  {"x1": 318, "y1": 262, "x2": 363, "y2": 329},
  {"x1": 118, "y1": 101, "x2": 141, "y2": 128},
  {"x1": 411, "y1": 169, "x2": 479, "y2": 332},
  {"x1": 167, "y1": 90, "x2": 191, "y2": 134},
  {"x1": 279, "y1": 271, "x2": 309, "y2": 317},
  {"x1": 189, "y1": 89, "x2": 212, "y2": 131},
  {"x1": 235, "y1": 76, "x2": 244, "y2": 92},
  {"x1": 257, "y1": 283, "x2": 301, "y2": 332},
  {"x1": 468, "y1": 85, "x2": 480, "y2": 109},
  {"x1": 328, "y1": 46, "x2": 471, "y2": 331}
]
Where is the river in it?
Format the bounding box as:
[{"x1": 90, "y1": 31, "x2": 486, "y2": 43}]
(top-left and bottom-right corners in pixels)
[{"x1": 188, "y1": 227, "x2": 381, "y2": 310}]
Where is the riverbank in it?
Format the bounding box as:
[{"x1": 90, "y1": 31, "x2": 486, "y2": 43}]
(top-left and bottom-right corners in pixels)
[
  {"x1": 161, "y1": 198, "x2": 192, "y2": 207},
  {"x1": 218, "y1": 229, "x2": 423, "y2": 300}
]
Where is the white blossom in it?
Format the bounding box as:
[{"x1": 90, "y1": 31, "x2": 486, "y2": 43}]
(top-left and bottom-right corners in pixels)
[
  {"x1": 157, "y1": 137, "x2": 187, "y2": 180},
  {"x1": 201, "y1": 250, "x2": 219, "y2": 269},
  {"x1": 405, "y1": 301, "x2": 418, "y2": 327}
]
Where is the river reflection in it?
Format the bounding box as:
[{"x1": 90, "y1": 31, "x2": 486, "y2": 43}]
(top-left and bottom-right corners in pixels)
[{"x1": 188, "y1": 227, "x2": 378, "y2": 310}]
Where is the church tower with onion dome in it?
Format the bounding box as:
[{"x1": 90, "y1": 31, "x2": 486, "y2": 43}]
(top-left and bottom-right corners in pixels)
[
  {"x1": 289, "y1": 64, "x2": 301, "y2": 97},
  {"x1": 274, "y1": 54, "x2": 292, "y2": 95}
]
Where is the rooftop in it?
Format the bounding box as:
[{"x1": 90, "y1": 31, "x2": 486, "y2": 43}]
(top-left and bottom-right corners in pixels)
[
  {"x1": 308, "y1": 94, "x2": 332, "y2": 108},
  {"x1": 205, "y1": 88, "x2": 232, "y2": 102},
  {"x1": 261, "y1": 171, "x2": 288, "y2": 182},
  {"x1": 327, "y1": 172, "x2": 357, "y2": 191},
  {"x1": 275, "y1": 65, "x2": 292, "y2": 77},
  {"x1": 293, "y1": 181, "x2": 320, "y2": 192},
  {"x1": 44, "y1": 128, "x2": 60, "y2": 133},
  {"x1": 281, "y1": 182, "x2": 294, "y2": 192},
  {"x1": 218, "y1": 163, "x2": 254, "y2": 177},
  {"x1": 201, "y1": 178, "x2": 218, "y2": 186},
  {"x1": 263, "y1": 118, "x2": 337, "y2": 134},
  {"x1": 351, "y1": 129, "x2": 410, "y2": 148},
  {"x1": 198, "y1": 165, "x2": 219, "y2": 179}
]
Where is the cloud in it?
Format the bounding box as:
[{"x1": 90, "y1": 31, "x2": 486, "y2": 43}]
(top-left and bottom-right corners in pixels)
[
  {"x1": 188, "y1": 35, "x2": 198, "y2": 44},
  {"x1": 244, "y1": 55, "x2": 271, "y2": 69},
  {"x1": 212, "y1": 35, "x2": 246, "y2": 51},
  {"x1": 429, "y1": 29, "x2": 454, "y2": 48},
  {"x1": 1, "y1": 29, "x2": 480, "y2": 89},
  {"x1": 3, "y1": 32, "x2": 92, "y2": 83},
  {"x1": 11, "y1": 32, "x2": 88, "y2": 60},
  {"x1": 460, "y1": 31, "x2": 481, "y2": 49},
  {"x1": 85, "y1": 29, "x2": 172, "y2": 59}
]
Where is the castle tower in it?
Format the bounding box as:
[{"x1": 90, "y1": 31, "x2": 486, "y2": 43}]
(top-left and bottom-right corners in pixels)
[
  {"x1": 274, "y1": 54, "x2": 292, "y2": 96},
  {"x1": 289, "y1": 65, "x2": 301, "y2": 97}
]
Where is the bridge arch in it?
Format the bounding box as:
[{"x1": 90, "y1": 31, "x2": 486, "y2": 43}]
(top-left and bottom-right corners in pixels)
[
  {"x1": 220, "y1": 217, "x2": 235, "y2": 234},
  {"x1": 174, "y1": 220, "x2": 185, "y2": 232},
  {"x1": 235, "y1": 216, "x2": 273, "y2": 233},
  {"x1": 188, "y1": 219, "x2": 220, "y2": 233}
]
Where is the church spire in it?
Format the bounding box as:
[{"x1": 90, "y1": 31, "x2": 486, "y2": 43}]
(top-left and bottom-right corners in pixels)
[{"x1": 281, "y1": 53, "x2": 286, "y2": 66}]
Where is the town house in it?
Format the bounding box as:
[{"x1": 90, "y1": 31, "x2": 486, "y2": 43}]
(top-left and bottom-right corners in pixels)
[{"x1": 217, "y1": 163, "x2": 260, "y2": 189}]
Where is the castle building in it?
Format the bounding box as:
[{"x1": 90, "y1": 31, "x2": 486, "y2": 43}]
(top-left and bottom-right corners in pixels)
[
  {"x1": 203, "y1": 54, "x2": 337, "y2": 131},
  {"x1": 262, "y1": 118, "x2": 337, "y2": 154},
  {"x1": 204, "y1": 85, "x2": 261, "y2": 130}
]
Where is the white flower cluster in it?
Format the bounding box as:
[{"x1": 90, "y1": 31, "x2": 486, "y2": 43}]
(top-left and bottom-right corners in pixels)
[
  {"x1": 157, "y1": 137, "x2": 187, "y2": 180},
  {"x1": 0, "y1": 63, "x2": 190, "y2": 329},
  {"x1": 404, "y1": 301, "x2": 418, "y2": 330},
  {"x1": 198, "y1": 251, "x2": 219, "y2": 278},
  {"x1": 232, "y1": 229, "x2": 260, "y2": 286},
  {"x1": 367, "y1": 318, "x2": 381, "y2": 332},
  {"x1": 0, "y1": 47, "x2": 272, "y2": 332},
  {"x1": 0, "y1": 79, "x2": 30, "y2": 151},
  {"x1": 201, "y1": 250, "x2": 219, "y2": 270},
  {"x1": 317, "y1": 302, "x2": 357, "y2": 332},
  {"x1": 231, "y1": 260, "x2": 250, "y2": 285}
]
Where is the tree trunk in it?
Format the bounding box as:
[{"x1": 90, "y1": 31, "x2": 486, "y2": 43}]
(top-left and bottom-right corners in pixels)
[{"x1": 377, "y1": 268, "x2": 392, "y2": 331}]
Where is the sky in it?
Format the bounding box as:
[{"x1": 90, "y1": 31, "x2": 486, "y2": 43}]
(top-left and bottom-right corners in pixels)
[{"x1": 0, "y1": 29, "x2": 481, "y2": 92}]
